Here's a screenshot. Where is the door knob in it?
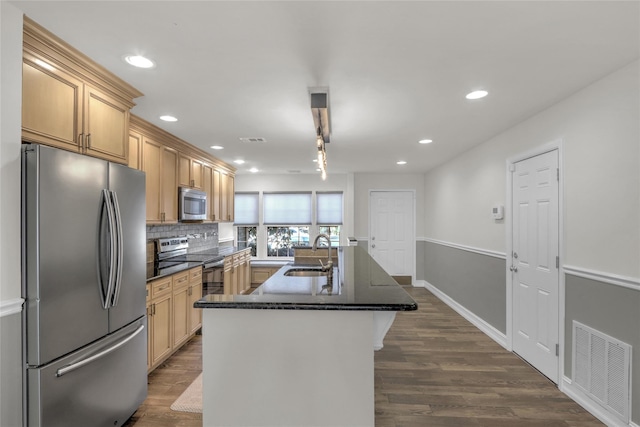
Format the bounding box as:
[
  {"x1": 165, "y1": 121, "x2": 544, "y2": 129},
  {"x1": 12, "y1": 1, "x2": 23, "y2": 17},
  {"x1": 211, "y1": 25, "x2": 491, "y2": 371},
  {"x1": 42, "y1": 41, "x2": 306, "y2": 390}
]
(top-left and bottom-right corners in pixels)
[
  {"x1": 371, "y1": 236, "x2": 375, "y2": 241},
  {"x1": 510, "y1": 265, "x2": 518, "y2": 272},
  {"x1": 371, "y1": 244, "x2": 376, "y2": 248}
]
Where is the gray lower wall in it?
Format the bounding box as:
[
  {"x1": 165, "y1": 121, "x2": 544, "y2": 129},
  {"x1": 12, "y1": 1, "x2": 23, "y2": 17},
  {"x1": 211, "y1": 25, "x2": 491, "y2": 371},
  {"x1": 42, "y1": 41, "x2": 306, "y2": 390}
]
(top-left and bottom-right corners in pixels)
[
  {"x1": 422, "y1": 240, "x2": 506, "y2": 334},
  {"x1": 565, "y1": 274, "x2": 640, "y2": 424},
  {"x1": 1, "y1": 311, "x2": 23, "y2": 427}
]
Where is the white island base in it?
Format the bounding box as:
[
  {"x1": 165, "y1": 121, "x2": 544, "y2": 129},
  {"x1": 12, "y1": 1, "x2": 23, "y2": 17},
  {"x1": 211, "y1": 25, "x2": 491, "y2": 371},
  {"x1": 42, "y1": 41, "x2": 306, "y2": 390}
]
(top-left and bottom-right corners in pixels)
[{"x1": 201, "y1": 309, "x2": 396, "y2": 427}]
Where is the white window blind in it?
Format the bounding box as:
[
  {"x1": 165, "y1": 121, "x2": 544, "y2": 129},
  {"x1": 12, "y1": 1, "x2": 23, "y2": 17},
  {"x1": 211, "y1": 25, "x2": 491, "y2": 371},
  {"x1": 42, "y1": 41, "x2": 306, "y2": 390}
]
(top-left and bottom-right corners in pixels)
[
  {"x1": 316, "y1": 192, "x2": 343, "y2": 225},
  {"x1": 263, "y1": 192, "x2": 312, "y2": 225},
  {"x1": 234, "y1": 192, "x2": 259, "y2": 225}
]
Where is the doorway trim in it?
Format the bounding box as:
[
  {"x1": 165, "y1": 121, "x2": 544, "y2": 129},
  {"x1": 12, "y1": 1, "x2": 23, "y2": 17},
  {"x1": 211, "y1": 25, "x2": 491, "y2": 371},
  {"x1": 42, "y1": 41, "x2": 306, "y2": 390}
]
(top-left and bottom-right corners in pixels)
[
  {"x1": 505, "y1": 139, "x2": 565, "y2": 384},
  {"x1": 368, "y1": 189, "x2": 416, "y2": 285}
]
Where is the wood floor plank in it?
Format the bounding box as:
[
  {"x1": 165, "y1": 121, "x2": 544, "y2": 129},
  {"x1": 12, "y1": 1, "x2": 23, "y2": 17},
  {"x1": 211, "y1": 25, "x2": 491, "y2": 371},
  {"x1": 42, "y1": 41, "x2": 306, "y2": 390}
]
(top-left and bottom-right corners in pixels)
[{"x1": 124, "y1": 287, "x2": 604, "y2": 426}]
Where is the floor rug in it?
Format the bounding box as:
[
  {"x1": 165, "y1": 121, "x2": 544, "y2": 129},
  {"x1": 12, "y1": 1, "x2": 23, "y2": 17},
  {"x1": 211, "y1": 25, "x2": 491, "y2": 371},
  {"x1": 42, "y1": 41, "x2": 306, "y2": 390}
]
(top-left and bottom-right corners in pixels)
[{"x1": 170, "y1": 373, "x2": 203, "y2": 413}]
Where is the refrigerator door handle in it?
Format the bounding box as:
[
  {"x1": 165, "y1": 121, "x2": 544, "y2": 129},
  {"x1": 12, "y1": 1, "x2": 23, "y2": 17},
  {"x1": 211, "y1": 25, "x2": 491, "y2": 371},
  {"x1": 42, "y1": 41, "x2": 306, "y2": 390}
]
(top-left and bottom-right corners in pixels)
[
  {"x1": 109, "y1": 190, "x2": 124, "y2": 307},
  {"x1": 101, "y1": 189, "x2": 117, "y2": 309},
  {"x1": 55, "y1": 324, "x2": 145, "y2": 377}
]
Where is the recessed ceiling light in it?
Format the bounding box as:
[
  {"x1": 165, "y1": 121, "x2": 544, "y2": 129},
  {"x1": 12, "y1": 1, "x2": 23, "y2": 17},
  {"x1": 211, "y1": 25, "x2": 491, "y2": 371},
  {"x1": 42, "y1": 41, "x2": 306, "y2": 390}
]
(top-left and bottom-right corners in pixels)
[
  {"x1": 249, "y1": 168, "x2": 259, "y2": 173},
  {"x1": 210, "y1": 145, "x2": 224, "y2": 150},
  {"x1": 124, "y1": 55, "x2": 155, "y2": 69},
  {"x1": 418, "y1": 139, "x2": 433, "y2": 144},
  {"x1": 234, "y1": 159, "x2": 245, "y2": 165},
  {"x1": 397, "y1": 161, "x2": 407, "y2": 165},
  {"x1": 312, "y1": 159, "x2": 318, "y2": 163},
  {"x1": 466, "y1": 90, "x2": 488, "y2": 100},
  {"x1": 159, "y1": 115, "x2": 177, "y2": 122}
]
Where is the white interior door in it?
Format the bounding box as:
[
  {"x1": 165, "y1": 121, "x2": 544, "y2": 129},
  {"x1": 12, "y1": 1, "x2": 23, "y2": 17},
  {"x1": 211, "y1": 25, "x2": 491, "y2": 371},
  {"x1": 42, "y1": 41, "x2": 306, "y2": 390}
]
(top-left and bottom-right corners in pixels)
[
  {"x1": 511, "y1": 149, "x2": 559, "y2": 382},
  {"x1": 369, "y1": 191, "x2": 414, "y2": 278}
]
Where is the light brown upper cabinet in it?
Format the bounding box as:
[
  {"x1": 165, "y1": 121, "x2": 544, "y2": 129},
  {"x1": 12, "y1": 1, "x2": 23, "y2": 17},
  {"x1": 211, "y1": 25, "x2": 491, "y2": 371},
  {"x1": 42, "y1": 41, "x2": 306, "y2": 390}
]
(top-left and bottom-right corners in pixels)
[
  {"x1": 212, "y1": 169, "x2": 222, "y2": 222},
  {"x1": 128, "y1": 129, "x2": 143, "y2": 170},
  {"x1": 132, "y1": 114, "x2": 236, "y2": 224},
  {"x1": 203, "y1": 164, "x2": 216, "y2": 222},
  {"x1": 178, "y1": 153, "x2": 204, "y2": 190},
  {"x1": 143, "y1": 138, "x2": 178, "y2": 224},
  {"x1": 220, "y1": 173, "x2": 235, "y2": 222},
  {"x1": 21, "y1": 18, "x2": 142, "y2": 164}
]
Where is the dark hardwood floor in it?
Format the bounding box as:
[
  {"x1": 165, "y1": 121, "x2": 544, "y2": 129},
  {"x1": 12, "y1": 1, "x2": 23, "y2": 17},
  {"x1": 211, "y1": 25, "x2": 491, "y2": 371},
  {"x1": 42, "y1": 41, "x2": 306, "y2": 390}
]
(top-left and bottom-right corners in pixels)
[{"x1": 124, "y1": 287, "x2": 603, "y2": 427}]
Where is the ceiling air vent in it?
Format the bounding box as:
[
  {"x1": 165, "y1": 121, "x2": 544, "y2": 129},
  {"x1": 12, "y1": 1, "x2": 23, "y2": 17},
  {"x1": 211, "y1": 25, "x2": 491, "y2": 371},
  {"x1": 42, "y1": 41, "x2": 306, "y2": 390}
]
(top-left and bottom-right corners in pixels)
[
  {"x1": 239, "y1": 137, "x2": 267, "y2": 143},
  {"x1": 288, "y1": 170, "x2": 301, "y2": 174}
]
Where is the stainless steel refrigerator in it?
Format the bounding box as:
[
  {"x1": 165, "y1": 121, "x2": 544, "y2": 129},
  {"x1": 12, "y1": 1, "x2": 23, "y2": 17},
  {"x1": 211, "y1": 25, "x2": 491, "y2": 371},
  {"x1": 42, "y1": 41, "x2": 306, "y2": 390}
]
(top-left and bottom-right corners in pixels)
[{"x1": 22, "y1": 144, "x2": 147, "y2": 427}]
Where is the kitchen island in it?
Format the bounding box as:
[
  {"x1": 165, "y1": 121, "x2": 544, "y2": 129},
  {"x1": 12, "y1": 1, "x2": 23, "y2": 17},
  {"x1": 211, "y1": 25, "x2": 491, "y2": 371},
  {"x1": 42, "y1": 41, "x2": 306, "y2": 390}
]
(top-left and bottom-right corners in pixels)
[{"x1": 195, "y1": 246, "x2": 417, "y2": 427}]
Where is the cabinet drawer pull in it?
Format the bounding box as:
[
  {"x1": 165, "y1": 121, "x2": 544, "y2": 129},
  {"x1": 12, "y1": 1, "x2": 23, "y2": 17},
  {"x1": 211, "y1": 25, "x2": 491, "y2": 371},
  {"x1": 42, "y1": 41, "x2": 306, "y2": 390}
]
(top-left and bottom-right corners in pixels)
[{"x1": 86, "y1": 133, "x2": 91, "y2": 148}]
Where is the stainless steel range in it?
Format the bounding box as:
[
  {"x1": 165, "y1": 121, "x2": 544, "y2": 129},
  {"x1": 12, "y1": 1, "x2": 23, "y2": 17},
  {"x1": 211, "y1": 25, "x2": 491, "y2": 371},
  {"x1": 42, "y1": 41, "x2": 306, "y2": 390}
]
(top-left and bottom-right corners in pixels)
[{"x1": 155, "y1": 237, "x2": 225, "y2": 294}]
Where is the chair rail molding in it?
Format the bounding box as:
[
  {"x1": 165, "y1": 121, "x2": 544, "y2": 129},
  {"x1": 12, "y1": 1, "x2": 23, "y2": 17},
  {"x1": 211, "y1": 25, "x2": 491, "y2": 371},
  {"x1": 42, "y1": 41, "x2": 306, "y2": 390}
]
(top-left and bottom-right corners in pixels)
[
  {"x1": 563, "y1": 265, "x2": 640, "y2": 292},
  {"x1": 0, "y1": 298, "x2": 24, "y2": 317},
  {"x1": 423, "y1": 237, "x2": 506, "y2": 260}
]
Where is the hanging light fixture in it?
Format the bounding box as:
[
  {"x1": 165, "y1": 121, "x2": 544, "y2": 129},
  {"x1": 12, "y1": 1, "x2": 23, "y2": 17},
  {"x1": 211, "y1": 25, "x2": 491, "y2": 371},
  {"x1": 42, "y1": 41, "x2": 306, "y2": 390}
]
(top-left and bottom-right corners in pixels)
[
  {"x1": 310, "y1": 90, "x2": 330, "y2": 180},
  {"x1": 316, "y1": 128, "x2": 327, "y2": 181}
]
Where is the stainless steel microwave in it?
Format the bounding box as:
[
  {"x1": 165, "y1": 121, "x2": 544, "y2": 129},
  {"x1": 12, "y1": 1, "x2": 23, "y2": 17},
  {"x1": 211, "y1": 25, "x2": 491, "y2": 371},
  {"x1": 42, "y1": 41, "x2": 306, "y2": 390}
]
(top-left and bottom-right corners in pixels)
[{"x1": 179, "y1": 187, "x2": 207, "y2": 221}]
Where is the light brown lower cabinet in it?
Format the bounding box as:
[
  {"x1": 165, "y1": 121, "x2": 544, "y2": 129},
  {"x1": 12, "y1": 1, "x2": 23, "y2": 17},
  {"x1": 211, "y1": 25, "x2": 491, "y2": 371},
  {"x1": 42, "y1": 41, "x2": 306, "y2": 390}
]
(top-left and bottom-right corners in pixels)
[
  {"x1": 147, "y1": 276, "x2": 173, "y2": 370},
  {"x1": 251, "y1": 266, "x2": 283, "y2": 286},
  {"x1": 147, "y1": 266, "x2": 203, "y2": 373},
  {"x1": 223, "y1": 249, "x2": 251, "y2": 295},
  {"x1": 188, "y1": 268, "x2": 203, "y2": 335},
  {"x1": 172, "y1": 270, "x2": 190, "y2": 348}
]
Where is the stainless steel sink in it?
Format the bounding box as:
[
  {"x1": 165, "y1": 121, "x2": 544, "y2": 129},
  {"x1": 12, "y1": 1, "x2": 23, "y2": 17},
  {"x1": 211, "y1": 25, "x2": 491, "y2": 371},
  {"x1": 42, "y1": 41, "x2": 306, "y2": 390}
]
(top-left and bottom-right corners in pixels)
[{"x1": 284, "y1": 268, "x2": 327, "y2": 277}]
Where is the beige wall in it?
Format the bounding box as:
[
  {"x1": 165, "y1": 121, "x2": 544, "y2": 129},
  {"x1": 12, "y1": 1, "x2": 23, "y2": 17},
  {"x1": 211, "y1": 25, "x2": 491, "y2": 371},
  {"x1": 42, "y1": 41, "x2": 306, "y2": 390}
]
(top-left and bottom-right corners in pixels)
[
  {"x1": 0, "y1": 2, "x2": 23, "y2": 303},
  {"x1": 424, "y1": 60, "x2": 640, "y2": 279},
  {"x1": 353, "y1": 173, "x2": 425, "y2": 239}
]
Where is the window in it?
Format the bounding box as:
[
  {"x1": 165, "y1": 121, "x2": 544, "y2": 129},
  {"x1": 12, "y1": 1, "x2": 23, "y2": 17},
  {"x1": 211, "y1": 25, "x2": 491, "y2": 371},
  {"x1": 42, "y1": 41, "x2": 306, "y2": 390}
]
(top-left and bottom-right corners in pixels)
[
  {"x1": 237, "y1": 226, "x2": 257, "y2": 256},
  {"x1": 234, "y1": 190, "x2": 344, "y2": 258},
  {"x1": 267, "y1": 226, "x2": 309, "y2": 257},
  {"x1": 318, "y1": 225, "x2": 341, "y2": 247},
  {"x1": 263, "y1": 192, "x2": 312, "y2": 225},
  {"x1": 263, "y1": 192, "x2": 312, "y2": 257},
  {"x1": 235, "y1": 192, "x2": 258, "y2": 256},
  {"x1": 317, "y1": 192, "x2": 343, "y2": 247}
]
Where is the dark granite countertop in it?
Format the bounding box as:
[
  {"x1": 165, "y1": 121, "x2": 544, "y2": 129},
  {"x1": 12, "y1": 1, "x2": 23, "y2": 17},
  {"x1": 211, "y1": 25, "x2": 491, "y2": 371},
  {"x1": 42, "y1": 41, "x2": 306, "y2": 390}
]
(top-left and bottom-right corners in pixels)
[
  {"x1": 146, "y1": 246, "x2": 247, "y2": 282},
  {"x1": 195, "y1": 246, "x2": 418, "y2": 311}
]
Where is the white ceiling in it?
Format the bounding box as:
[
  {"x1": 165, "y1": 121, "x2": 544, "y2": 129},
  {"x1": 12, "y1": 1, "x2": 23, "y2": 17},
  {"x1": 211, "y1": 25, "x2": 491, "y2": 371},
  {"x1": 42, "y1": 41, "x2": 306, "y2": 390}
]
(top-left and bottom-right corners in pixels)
[{"x1": 11, "y1": 1, "x2": 639, "y2": 176}]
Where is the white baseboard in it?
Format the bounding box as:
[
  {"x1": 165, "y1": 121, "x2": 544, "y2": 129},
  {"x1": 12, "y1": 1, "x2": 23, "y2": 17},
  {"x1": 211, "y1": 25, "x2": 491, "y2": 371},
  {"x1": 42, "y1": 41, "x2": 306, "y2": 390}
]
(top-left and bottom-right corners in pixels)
[
  {"x1": 413, "y1": 279, "x2": 427, "y2": 288},
  {"x1": 562, "y1": 376, "x2": 636, "y2": 427},
  {"x1": 423, "y1": 281, "x2": 508, "y2": 350}
]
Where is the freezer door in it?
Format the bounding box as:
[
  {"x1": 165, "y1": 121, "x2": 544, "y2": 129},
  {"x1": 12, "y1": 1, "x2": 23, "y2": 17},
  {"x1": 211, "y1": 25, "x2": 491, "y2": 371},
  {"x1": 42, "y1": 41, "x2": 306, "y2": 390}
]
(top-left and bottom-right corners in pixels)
[
  {"x1": 23, "y1": 145, "x2": 110, "y2": 366},
  {"x1": 26, "y1": 318, "x2": 147, "y2": 427},
  {"x1": 107, "y1": 163, "x2": 146, "y2": 331}
]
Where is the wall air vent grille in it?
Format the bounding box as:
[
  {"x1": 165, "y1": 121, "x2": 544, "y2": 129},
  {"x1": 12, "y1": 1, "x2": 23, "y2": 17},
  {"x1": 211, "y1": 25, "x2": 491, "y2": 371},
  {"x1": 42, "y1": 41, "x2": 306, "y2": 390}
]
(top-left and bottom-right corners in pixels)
[
  {"x1": 572, "y1": 321, "x2": 631, "y2": 423},
  {"x1": 239, "y1": 137, "x2": 267, "y2": 143}
]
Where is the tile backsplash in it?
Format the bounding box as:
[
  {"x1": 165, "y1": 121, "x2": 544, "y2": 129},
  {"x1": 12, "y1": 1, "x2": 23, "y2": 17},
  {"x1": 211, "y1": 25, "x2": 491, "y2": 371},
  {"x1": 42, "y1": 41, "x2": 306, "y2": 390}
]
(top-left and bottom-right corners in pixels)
[{"x1": 146, "y1": 222, "x2": 220, "y2": 253}]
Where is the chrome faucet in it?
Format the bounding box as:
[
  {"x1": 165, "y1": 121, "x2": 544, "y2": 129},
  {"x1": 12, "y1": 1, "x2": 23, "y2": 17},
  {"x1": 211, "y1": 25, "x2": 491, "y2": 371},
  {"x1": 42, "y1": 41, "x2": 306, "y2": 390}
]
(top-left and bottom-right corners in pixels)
[{"x1": 312, "y1": 233, "x2": 333, "y2": 283}]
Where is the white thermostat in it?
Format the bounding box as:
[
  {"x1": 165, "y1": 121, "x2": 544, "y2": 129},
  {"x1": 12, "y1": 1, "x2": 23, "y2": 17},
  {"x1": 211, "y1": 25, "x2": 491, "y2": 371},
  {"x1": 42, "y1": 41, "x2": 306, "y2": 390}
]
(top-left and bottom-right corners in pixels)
[{"x1": 492, "y1": 205, "x2": 504, "y2": 220}]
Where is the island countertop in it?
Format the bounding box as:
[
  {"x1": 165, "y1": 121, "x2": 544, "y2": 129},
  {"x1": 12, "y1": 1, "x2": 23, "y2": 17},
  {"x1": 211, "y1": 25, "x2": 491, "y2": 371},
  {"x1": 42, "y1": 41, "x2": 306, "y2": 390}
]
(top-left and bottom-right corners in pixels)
[{"x1": 194, "y1": 246, "x2": 418, "y2": 311}]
